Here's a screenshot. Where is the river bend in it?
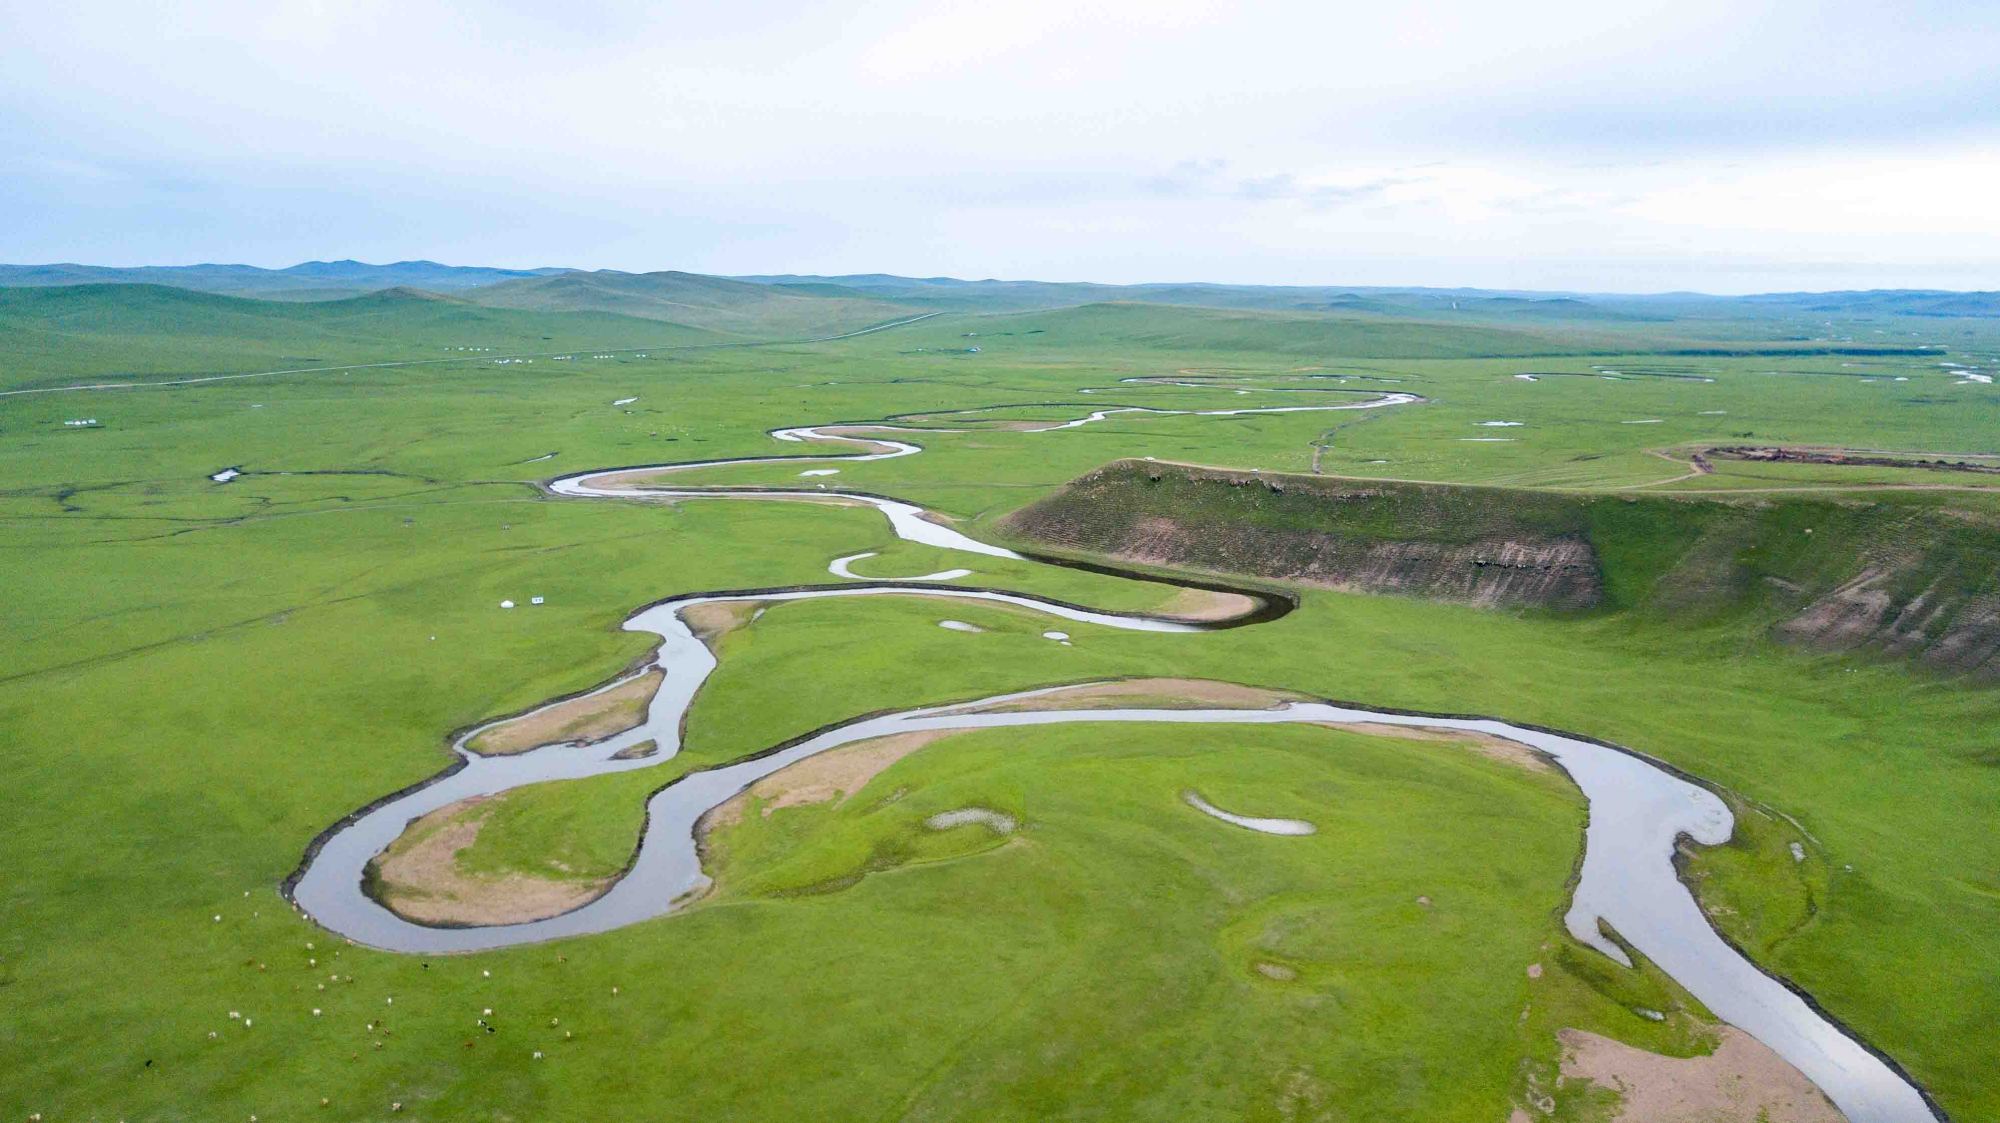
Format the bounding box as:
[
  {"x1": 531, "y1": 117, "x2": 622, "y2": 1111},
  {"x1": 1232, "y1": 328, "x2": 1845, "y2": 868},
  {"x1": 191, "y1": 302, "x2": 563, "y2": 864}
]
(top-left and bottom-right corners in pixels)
[{"x1": 288, "y1": 391, "x2": 1939, "y2": 1123}]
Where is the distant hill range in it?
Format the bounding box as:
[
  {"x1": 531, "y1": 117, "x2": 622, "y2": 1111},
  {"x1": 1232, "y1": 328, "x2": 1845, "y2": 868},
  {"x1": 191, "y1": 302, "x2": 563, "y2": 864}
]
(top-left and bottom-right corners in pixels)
[
  {"x1": 0, "y1": 270, "x2": 1957, "y2": 393},
  {"x1": 2, "y1": 260, "x2": 1994, "y2": 322},
  {"x1": 466, "y1": 270, "x2": 918, "y2": 338},
  {"x1": 729, "y1": 273, "x2": 1666, "y2": 318},
  {"x1": 731, "y1": 274, "x2": 2000, "y2": 320},
  {"x1": 0, "y1": 259, "x2": 568, "y2": 299},
  {"x1": 0, "y1": 282, "x2": 729, "y2": 392},
  {"x1": 1737, "y1": 289, "x2": 2000, "y2": 317}
]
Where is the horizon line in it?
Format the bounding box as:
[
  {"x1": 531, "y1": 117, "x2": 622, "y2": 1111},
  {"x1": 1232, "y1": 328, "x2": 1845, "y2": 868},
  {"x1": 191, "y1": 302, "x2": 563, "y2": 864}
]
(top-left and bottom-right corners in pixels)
[{"x1": 4, "y1": 258, "x2": 1998, "y2": 301}]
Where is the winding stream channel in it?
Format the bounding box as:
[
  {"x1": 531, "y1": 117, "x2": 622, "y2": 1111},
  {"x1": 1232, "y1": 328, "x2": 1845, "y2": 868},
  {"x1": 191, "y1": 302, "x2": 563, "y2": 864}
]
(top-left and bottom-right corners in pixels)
[{"x1": 287, "y1": 388, "x2": 1940, "y2": 1122}]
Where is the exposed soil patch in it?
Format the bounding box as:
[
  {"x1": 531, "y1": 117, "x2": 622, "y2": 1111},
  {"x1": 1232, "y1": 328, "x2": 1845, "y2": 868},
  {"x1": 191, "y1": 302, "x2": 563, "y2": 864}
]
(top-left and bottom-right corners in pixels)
[
  {"x1": 1157, "y1": 586, "x2": 1260, "y2": 621},
  {"x1": 369, "y1": 797, "x2": 612, "y2": 926},
  {"x1": 466, "y1": 669, "x2": 662, "y2": 756},
  {"x1": 1711, "y1": 445, "x2": 2000, "y2": 476},
  {"x1": 924, "y1": 807, "x2": 1018, "y2": 832},
  {"x1": 680, "y1": 600, "x2": 762, "y2": 645},
  {"x1": 1557, "y1": 1027, "x2": 1845, "y2": 1123},
  {"x1": 581, "y1": 467, "x2": 685, "y2": 489},
  {"x1": 704, "y1": 729, "x2": 955, "y2": 831},
  {"x1": 810, "y1": 425, "x2": 906, "y2": 443},
  {"x1": 1776, "y1": 567, "x2": 2000, "y2": 677},
  {"x1": 951, "y1": 677, "x2": 1306, "y2": 714}
]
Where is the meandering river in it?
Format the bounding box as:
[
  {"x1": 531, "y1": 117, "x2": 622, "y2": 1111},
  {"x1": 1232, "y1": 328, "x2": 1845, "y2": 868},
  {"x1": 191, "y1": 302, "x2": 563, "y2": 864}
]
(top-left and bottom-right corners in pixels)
[{"x1": 288, "y1": 391, "x2": 1940, "y2": 1123}]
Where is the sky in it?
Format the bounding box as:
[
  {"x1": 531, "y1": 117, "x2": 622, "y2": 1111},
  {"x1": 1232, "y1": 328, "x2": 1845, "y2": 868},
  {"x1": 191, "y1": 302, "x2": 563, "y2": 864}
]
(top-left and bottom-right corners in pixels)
[{"x1": 4, "y1": 0, "x2": 1999, "y2": 293}]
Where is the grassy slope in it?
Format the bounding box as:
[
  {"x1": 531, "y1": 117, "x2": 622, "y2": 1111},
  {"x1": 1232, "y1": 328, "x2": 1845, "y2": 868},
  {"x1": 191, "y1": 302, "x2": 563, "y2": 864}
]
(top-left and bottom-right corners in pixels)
[
  {"x1": 0, "y1": 284, "x2": 730, "y2": 390},
  {"x1": 903, "y1": 299, "x2": 1976, "y2": 363},
  {"x1": 1, "y1": 298, "x2": 1997, "y2": 1119},
  {"x1": 703, "y1": 722, "x2": 1590, "y2": 1121},
  {"x1": 464, "y1": 270, "x2": 920, "y2": 339},
  {"x1": 935, "y1": 300, "x2": 1596, "y2": 359}
]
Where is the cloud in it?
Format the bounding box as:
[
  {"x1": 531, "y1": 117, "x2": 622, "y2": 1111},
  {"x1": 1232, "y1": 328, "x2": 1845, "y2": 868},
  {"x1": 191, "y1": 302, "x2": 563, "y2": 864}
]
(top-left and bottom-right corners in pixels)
[
  {"x1": 1142, "y1": 158, "x2": 1230, "y2": 197},
  {"x1": 1143, "y1": 164, "x2": 1419, "y2": 209},
  {"x1": 4, "y1": 0, "x2": 1999, "y2": 290}
]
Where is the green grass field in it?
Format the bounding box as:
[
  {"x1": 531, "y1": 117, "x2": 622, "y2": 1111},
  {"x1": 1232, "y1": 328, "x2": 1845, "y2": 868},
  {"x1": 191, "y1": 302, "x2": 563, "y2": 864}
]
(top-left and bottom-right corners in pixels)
[{"x1": 3, "y1": 289, "x2": 1997, "y2": 1120}]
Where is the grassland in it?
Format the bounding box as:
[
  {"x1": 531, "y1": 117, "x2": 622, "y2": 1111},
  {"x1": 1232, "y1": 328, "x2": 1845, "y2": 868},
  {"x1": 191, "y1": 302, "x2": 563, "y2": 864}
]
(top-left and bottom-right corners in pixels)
[
  {"x1": 2, "y1": 291, "x2": 1997, "y2": 1120},
  {"x1": 463, "y1": 270, "x2": 922, "y2": 338}
]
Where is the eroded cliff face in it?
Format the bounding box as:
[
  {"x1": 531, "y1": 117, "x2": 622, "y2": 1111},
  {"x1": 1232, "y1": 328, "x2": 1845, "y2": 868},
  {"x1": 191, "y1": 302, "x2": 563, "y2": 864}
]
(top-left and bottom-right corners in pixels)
[
  {"x1": 1003, "y1": 462, "x2": 1604, "y2": 610},
  {"x1": 1101, "y1": 514, "x2": 1601, "y2": 609},
  {"x1": 1001, "y1": 460, "x2": 2000, "y2": 679}
]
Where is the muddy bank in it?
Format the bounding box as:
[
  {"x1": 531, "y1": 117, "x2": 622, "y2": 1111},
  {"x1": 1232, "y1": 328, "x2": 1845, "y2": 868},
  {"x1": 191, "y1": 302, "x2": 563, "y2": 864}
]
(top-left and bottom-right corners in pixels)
[
  {"x1": 466, "y1": 669, "x2": 663, "y2": 756},
  {"x1": 1556, "y1": 1027, "x2": 1845, "y2": 1123},
  {"x1": 679, "y1": 600, "x2": 762, "y2": 645},
  {"x1": 1155, "y1": 586, "x2": 1261, "y2": 621},
  {"x1": 705, "y1": 729, "x2": 952, "y2": 831},
  {"x1": 368, "y1": 797, "x2": 613, "y2": 927}
]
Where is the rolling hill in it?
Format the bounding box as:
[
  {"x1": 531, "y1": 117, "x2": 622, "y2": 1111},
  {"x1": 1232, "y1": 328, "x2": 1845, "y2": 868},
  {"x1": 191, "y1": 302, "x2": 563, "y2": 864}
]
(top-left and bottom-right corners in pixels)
[
  {"x1": 1741, "y1": 289, "x2": 2000, "y2": 317},
  {"x1": 8, "y1": 260, "x2": 1997, "y2": 336},
  {"x1": 895, "y1": 300, "x2": 1589, "y2": 359},
  {"x1": 0, "y1": 284, "x2": 724, "y2": 390},
  {"x1": 733, "y1": 274, "x2": 1663, "y2": 321},
  {"x1": 463, "y1": 270, "x2": 922, "y2": 338}
]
